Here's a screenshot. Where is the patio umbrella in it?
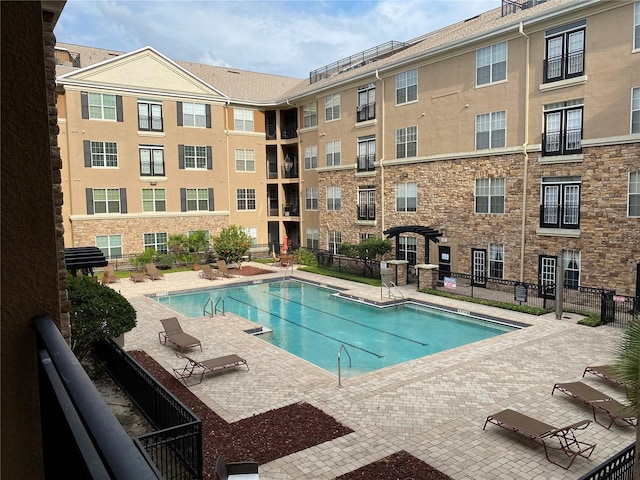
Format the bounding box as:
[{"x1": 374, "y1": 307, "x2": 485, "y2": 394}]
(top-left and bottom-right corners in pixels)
[{"x1": 282, "y1": 234, "x2": 288, "y2": 254}]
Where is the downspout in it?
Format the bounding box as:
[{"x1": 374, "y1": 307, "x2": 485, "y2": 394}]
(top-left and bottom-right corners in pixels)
[
  {"x1": 224, "y1": 98, "x2": 231, "y2": 221},
  {"x1": 375, "y1": 69, "x2": 386, "y2": 235},
  {"x1": 518, "y1": 21, "x2": 530, "y2": 282}
]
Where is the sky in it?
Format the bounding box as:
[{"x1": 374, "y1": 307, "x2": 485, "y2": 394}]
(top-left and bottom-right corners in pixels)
[{"x1": 55, "y1": 0, "x2": 499, "y2": 79}]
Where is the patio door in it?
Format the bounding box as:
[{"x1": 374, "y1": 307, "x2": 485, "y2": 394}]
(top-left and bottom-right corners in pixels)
[
  {"x1": 538, "y1": 255, "x2": 556, "y2": 298},
  {"x1": 438, "y1": 245, "x2": 451, "y2": 281},
  {"x1": 471, "y1": 249, "x2": 486, "y2": 287}
]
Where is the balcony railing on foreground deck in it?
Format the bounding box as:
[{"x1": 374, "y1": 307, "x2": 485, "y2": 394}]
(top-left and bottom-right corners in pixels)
[{"x1": 34, "y1": 314, "x2": 161, "y2": 479}]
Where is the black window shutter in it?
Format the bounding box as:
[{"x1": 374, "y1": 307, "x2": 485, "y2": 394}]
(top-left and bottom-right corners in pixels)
[
  {"x1": 208, "y1": 188, "x2": 214, "y2": 211},
  {"x1": 119, "y1": 188, "x2": 127, "y2": 213},
  {"x1": 81, "y1": 92, "x2": 89, "y2": 119},
  {"x1": 83, "y1": 140, "x2": 92, "y2": 167},
  {"x1": 205, "y1": 104, "x2": 211, "y2": 128},
  {"x1": 206, "y1": 146, "x2": 213, "y2": 169},
  {"x1": 116, "y1": 96, "x2": 124, "y2": 122},
  {"x1": 178, "y1": 145, "x2": 185, "y2": 169},
  {"x1": 177, "y1": 102, "x2": 183, "y2": 126},
  {"x1": 86, "y1": 188, "x2": 94, "y2": 214},
  {"x1": 180, "y1": 188, "x2": 187, "y2": 212}
]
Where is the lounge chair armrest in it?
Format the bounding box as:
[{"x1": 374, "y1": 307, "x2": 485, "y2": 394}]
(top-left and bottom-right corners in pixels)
[
  {"x1": 547, "y1": 419, "x2": 591, "y2": 436},
  {"x1": 226, "y1": 462, "x2": 259, "y2": 475}
]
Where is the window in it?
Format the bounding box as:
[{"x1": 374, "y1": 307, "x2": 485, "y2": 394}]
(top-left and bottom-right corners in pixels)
[
  {"x1": 305, "y1": 187, "x2": 318, "y2": 210},
  {"x1": 96, "y1": 234, "x2": 122, "y2": 259},
  {"x1": 92, "y1": 188, "x2": 122, "y2": 214},
  {"x1": 143, "y1": 232, "x2": 168, "y2": 254},
  {"x1": 629, "y1": 171, "x2": 640, "y2": 217},
  {"x1": 84, "y1": 141, "x2": 118, "y2": 167},
  {"x1": 325, "y1": 93, "x2": 340, "y2": 121},
  {"x1": 306, "y1": 228, "x2": 319, "y2": 250},
  {"x1": 544, "y1": 20, "x2": 585, "y2": 83},
  {"x1": 357, "y1": 83, "x2": 376, "y2": 122},
  {"x1": 540, "y1": 176, "x2": 581, "y2": 229},
  {"x1": 184, "y1": 145, "x2": 208, "y2": 169},
  {"x1": 234, "y1": 108, "x2": 254, "y2": 131},
  {"x1": 475, "y1": 178, "x2": 505, "y2": 214},
  {"x1": 242, "y1": 227, "x2": 258, "y2": 247},
  {"x1": 398, "y1": 236, "x2": 417, "y2": 265},
  {"x1": 360, "y1": 233, "x2": 376, "y2": 241},
  {"x1": 476, "y1": 42, "x2": 507, "y2": 86},
  {"x1": 83, "y1": 92, "x2": 120, "y2": 120},
  {"x1": 357, "y1": 136, "x2": 376, "y2": 171},
  {"x1": 326, "y1": 186, "x2": 341, "y2": 211},
  {"x1": 489, "y1": 243, "x2": 504, "y2": 279},
  {"x1": 396, "y1": 182, "x2": 417, "y2": 212},
  {"x1": 396, "y1": 126, "x2": 417, "y2": 158},
  {"x1": 235, "y1": 149, "x2": 256, "y2": 172},
  {"x1": 142, "y1": 188, "x2": 166, "y2": 212},
  {"x1": 635, "y1": 3, "x2": 640, "y2": 50},
  {"x1": 632, "y1": 87, "x2": 640, "y2": 134},
  {"x1": 304, "y1": 145, "x2": 318, "y2": 169},
  {"x1": 237, "y1": 188, "x2": 256, "y2": 211},
  {"x1": 185, "y1": 188, "x2": 210, "y2": 211},
  {"x1": 476, "y1": 111, "x2": 506, "y2": 149},
  {"x1": 138, "y1": 100, "x2": 163, "y2": 131},
  {"x1": 543, "y1": 100, "x2": 583, "y2": 156},
  {"x1": 563, "y1": 249, "x2": 581, "y2": 289},
  {"x1": 139, "y1": 146, "x2": 165, "y2": 176},
  {"x1": 396, "y1": 69, "x2": 417, "y2": 105},
  {"x1": 303, "y1": 103, "x2": 317, "y2": 128},
  {"x1": 328, "y1": 230, "x2": 342, "y2": 254},
  {"x1": 358, "y1": 188, "x2": 375, "y2": 220},
  {"x1": 326, "y1": 140, "x2": 341, "y2": 167},
  {"x1": 178, "y1": 101, "x2": 210, "y2": 128}
]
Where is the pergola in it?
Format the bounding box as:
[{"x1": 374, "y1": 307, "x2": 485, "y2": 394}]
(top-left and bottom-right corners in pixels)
[
  {"x1": 64, "y1": 246, "x2": 108, "y2": 277},
  {"x1": 383, "y1": 225, "x2": 443, "y2": 264}
]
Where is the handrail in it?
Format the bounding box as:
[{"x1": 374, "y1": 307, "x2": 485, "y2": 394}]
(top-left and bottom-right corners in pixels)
[
  {"x1": 203, "y1": 297, "x2": 213, "y2": 317},
  {"x1": 337, "y1": 344, "x2": 352, "y2": 388},
  {"x1": 214, "y1": 296, "x2": 225, "y2": 316},
  {"x1": 380, "y1": 281, "x2": 404, "y2": 300}
]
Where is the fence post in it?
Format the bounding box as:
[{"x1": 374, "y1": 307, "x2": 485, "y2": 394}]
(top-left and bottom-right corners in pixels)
[{"x1": 556, "y1": 251, "x2": 564, "y2": 320}]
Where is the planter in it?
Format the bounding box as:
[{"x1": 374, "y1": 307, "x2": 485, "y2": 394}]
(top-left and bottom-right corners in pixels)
[{"x1": 192, "y1": 263, "x2": 201, "y2": 271}]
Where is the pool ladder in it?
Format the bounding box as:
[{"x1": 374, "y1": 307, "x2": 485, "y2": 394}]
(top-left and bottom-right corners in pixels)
[
  {"x1": 381, "y1": 282, "x2": 404, "y2": 300},
  {"x1": 337, "y1": 344, "x2": 352, "y2": 388},
  {"x1": 203, "y1": 296, "x2": 225, "y2": 317}
]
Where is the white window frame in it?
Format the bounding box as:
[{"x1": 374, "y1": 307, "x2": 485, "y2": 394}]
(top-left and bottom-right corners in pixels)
[
  {"x1": 489, "y1": 243, "x2": 504, "y2": 279},
  {"x1": 88, "y1": 92, "x2": 116, "y2": 120},
  {"x1": 235, "y1": 148, "x2": 256, "y2": 172},
  {"x1": 142, "y1": 188, "x2": 166, "y2": 212},
  {"x1": 326, "y1": 186, "x2": 342, "y2": 211},
  {"x1": 398, "y1": 236, "x2": 417, "y2": 264},
  {"x1": 475, "y1": 178, "x2": 505, "y2": 214},
  {"x1": 304, "y1": 145, "x2": 318, "y2": 169},
  {"x1": 303, "y1": 103, "x2": 317, "y2": 128},
  {"x1": 476, "y1": 111, "x2": 506, "y2": 149},
  {"x1": 242, "y1": 227, "x2": 258, "y2": 247},
  {"x1": 563, "y1": 249, "x2": 581, "y2": 289},
  {"x1": 305, "y1": 187, "x2": 318, "y2": 211},
  {"x1": 236, "y1": 188, "x2": 256, "y2": 211},
  {"x1": 476, "y1": 42, "x2": 507, "y2": 86},
  {"x1": 96, "y1": 234, "x2": 122, "y2": 259},
  {"x1": 325, "y1": 93, "x2": 340, "y2": 122},
  {"x1": 396, "y1": 126, "x2": 417, "y2": 159},
  {"x1": 186, "y1": 188, "x2": 210, "y2": 212},
  {"x1": 629, "y1": 171, "x2": 640, "y2": 217},
  {"x1": 93, "y1": 188, "x2": 121, "y2": 214},
  {"x1": 143, "y1": 232, "x2": 168, "y2": 254},
  {"x1": 306, "y1": 228, "x2": 319, "y2": 250},
  {"x1": 90, "y1": 141, "x2": 118, "y2": 167},
  {"x1": 634, "y1": 2, "x2": 640, "y2": 50},
  {"x1": 182, "y1": 102, "x2": 207, "y2": 128},
  {"x1": 396, "y1": 182, "x2": 417, "y2": 212},
  {"x1": 234, "y1": 108, "x2": 255, "y2": 132},
  {"x1": 184, "y1": 145, "x2": 207, "y2": 169},
  {"x1": 395, "y1": 69, "x2": 417, "y2": 105},
  {"x1": 325, "y1": 140, "x2": 341, "y2": 167},
  {"x1": 632, "y1": 87, "x2": 640, "y2": 134},
  {"x1": 328, "y1": 230, "x2": 342, "y2": 254}
]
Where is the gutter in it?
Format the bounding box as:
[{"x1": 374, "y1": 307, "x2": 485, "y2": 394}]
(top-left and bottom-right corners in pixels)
[
  {"x1": 518, "y1": 21, "x2": 530, "y2": 282},
  {"x1": 376, "y1": 69, "x2": 386, "y2": 235}
]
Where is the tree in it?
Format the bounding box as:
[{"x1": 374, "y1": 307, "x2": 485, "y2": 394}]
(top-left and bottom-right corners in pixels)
[
  {"x1": 211, "y1": 225, "x2": 252, "y2": 264},
  {"x1": 67, "y1": 275, "x2": 137, "y2": 361},
  {"x1": 338, "y1": 237, "x2": 392, "y2": 276},
  {"x1": 188, "y1": 230, "x2": 209, "y2": 263}
]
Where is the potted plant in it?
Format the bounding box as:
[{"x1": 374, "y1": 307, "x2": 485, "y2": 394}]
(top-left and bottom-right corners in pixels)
[{"x1": 187, "y1": 230, "x2": 209, "y2": 270}]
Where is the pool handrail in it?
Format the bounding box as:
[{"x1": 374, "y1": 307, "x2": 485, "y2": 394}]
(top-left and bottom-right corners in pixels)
[{"x1": 338, "y1": 344, "x2": 352, "y2": 388}]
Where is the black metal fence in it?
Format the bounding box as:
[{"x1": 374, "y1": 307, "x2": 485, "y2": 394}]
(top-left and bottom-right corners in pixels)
[
  {"x1": 578, "y1": 443, "x2": 634, "y2": 480},
  {"x1": 93, "y1": 339, "x2": 202, "y2": 480},
  {"x1": 316, "y1": 251, "x2": 382, "y2": 278}
]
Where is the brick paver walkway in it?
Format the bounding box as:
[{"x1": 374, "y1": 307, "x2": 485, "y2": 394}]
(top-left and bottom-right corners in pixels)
[{"x1": 114, "y1": 264, "x2": 634, "y2": 479}]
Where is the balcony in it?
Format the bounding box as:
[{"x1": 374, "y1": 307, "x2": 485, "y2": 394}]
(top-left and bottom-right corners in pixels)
[
  {"x1": 542, "y1": 129, "x2": 582, "y2": 156},
  {"x1": 283, "y1": 203, "x2": 300, "y2": 217},
  {"x1": 357, "y1": 204, "x2": 376, "y2": 220},
  {"x1": 356, "y1": 103, "x2": 376, "y2": 122},
  {"x1": 543, "y1": 51, "x2": 584, "y2": 83},
  {"x1": 357, "y1": 154, "x2": 375, "y2": 172}
]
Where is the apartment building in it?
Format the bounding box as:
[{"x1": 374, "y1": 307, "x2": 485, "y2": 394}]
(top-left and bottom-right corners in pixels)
[{"x1": 56, "y1": 0, "x2": 640, "y2": 296}]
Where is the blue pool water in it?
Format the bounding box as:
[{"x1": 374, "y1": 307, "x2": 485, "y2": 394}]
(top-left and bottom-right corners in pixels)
[{"x1": 155, "y1": 281, "x2": 517, "y2": 376}]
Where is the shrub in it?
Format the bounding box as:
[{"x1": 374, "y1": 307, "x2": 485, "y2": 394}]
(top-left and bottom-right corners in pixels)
[
  {"x1": 156, "y1": 253, "x2": 176, "y2": 270},
  {"x1": 295, "y1": 249, "x2": 318, "y2": 267},
  {"x1": 131, "y1": 249, "x2": 155, "y2": 270},
  {"x1": 67, "y1": 275, "x2": 137, "y2": 361},
  {"x1": 211, "y1": 225, "x2": 252, "y2": 264}
]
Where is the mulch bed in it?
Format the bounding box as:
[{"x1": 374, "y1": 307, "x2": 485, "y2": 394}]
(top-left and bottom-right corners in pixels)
[
  {"x1": 233, "y1": 265, "x2": 273, "y2": 276},
  {"x1": 336, "y1": 450, "x2": 452, "y2": 480}
]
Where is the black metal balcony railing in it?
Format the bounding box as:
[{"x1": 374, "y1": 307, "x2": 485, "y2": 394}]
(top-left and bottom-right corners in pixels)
[
  {"x1": 281, "y1": 126, "x2": 297, "y2": 139},
  {"x1": 266, "y1": 126, "x2": 276, "y2": 140},
  {"x1": 283, "y1": 203, "x2": 300, "y2": 216},
  {"x1": 283, "y1": 162, "x2": 299, "y2": 179},
  {"x1": 542, "y1": 129, "x2": 582, "y2": 156},
  {"x1": 357, "y1": 204, "x2": 376, "y2": 220},
  {"x1": 543, "y1": 50, "x2": 584, "y2": 83},
  {"x1": 357, "y1": 154, "x2": 375, "y2": 172},
  {"x1": 356, "y1": 103, "x2": 375, "y2": 122},
  {"x1": 539, "y1": 204, "x2": 580, "y2": 229}
]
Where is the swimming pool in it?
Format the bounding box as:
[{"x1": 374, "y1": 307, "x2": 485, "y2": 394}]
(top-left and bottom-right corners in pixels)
[{"x1": 155, "y1": 280, "x2": 518, "y2": 376}]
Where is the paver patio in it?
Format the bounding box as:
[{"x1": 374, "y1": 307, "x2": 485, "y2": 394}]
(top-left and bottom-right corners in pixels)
[{"x1": 115, "y1": 264, "x2": 635, "y2": 479}]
